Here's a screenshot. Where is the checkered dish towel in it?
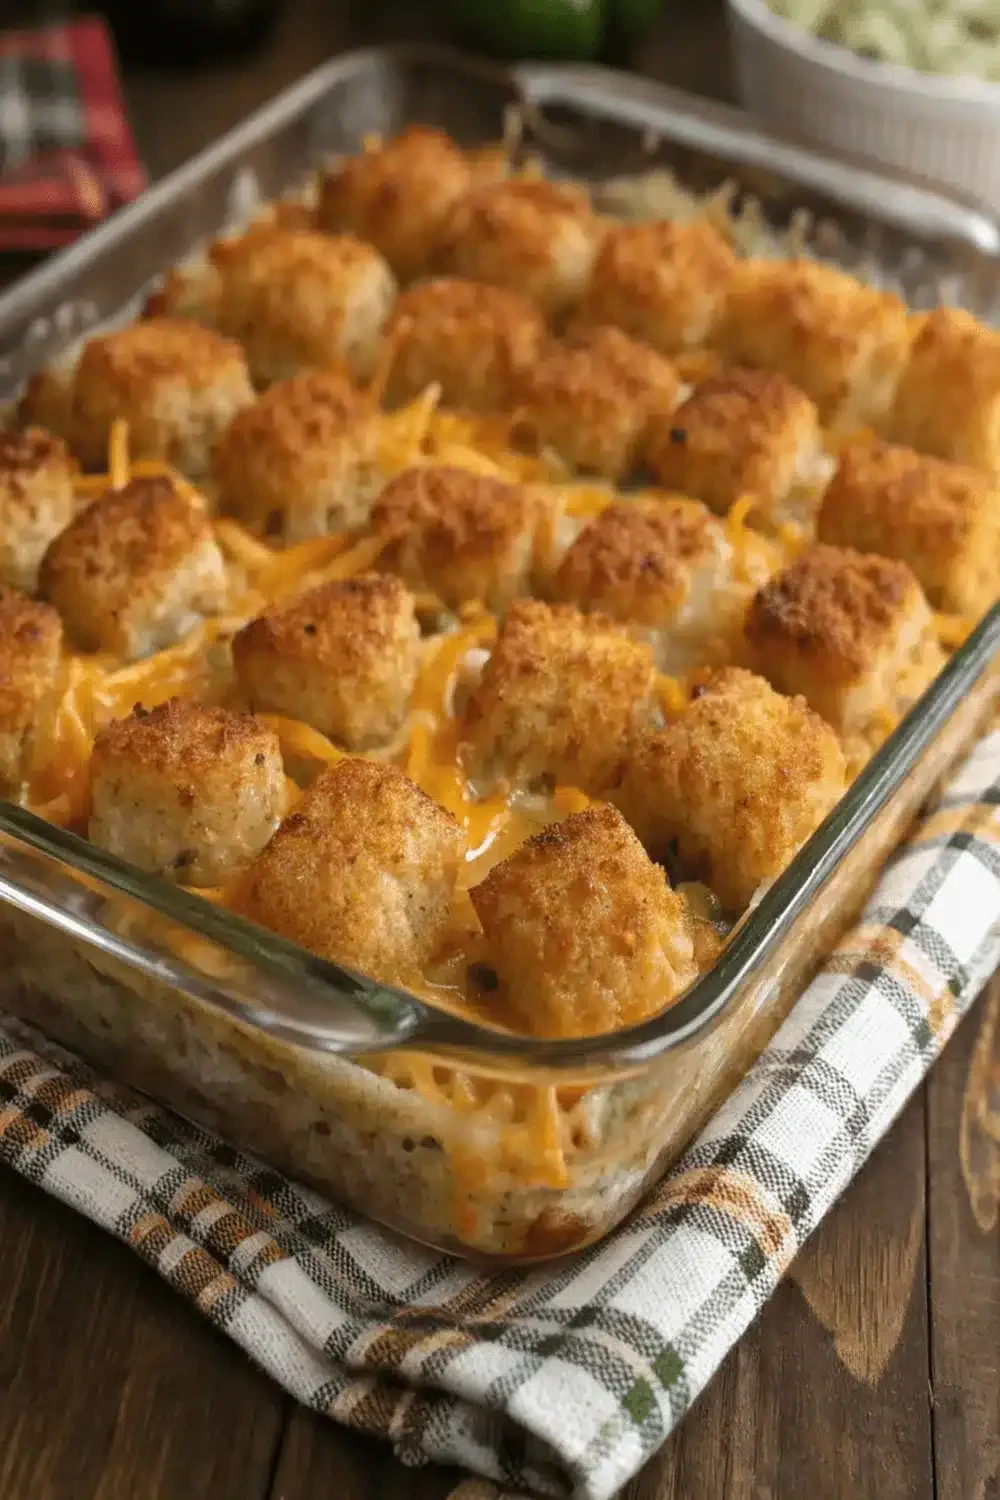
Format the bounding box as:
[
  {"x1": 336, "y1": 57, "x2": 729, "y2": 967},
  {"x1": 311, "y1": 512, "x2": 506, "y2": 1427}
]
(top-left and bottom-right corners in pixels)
[
  {"x1": 0, "y1": 16, "x2": 145, "y2": 250},
  {"x1": 2, "y1": 728, "x2": 999, "y2": 1500}
]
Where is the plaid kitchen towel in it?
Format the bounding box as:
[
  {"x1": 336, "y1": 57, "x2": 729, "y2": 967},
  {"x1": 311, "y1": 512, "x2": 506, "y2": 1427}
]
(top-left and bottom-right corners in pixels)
[
  {"x1": 1, "y1": 726, "x2": 999, "y2": 1500},
  {"x1": 0, "y1": 15, "x2": 145, "y2": 250}
]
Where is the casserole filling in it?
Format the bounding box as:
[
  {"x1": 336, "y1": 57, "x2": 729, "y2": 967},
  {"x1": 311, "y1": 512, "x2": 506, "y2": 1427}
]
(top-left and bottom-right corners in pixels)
[{"x1": 5, "y1": 127, "x2": 996, "y2": 1240}]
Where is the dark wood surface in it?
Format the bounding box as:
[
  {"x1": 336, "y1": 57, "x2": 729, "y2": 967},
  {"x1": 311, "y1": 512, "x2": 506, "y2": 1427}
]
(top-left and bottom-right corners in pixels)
[{"x1": 0, "y1": 2, "x2": 997, "y2": 1496}]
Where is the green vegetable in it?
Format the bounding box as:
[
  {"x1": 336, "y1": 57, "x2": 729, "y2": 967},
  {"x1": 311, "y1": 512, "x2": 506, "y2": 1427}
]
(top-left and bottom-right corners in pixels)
[
  {"x1": 449, "y1": 0, "x2": 663, "y2": 62},
  {"x1": 608, "y1": 0, "x2": 666, "y2": 49}
]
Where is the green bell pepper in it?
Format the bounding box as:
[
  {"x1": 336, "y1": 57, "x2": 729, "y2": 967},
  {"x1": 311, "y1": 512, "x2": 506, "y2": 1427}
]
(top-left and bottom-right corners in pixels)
[{"x1": 449, "y1": 0, "x2": 664, "y2": 62}]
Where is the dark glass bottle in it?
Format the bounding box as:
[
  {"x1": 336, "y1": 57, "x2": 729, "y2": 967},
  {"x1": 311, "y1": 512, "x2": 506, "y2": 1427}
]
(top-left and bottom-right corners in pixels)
[{"x1": 98, "y1": 0, "x2": 284, "y2": 68}]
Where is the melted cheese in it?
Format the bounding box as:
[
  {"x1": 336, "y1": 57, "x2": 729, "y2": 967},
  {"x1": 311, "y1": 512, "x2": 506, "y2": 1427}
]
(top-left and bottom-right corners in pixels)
[
  {"x1": 25, "y1": 382, "x2": 903, "y2": 1204},
  {"x1": 657, "y1": 673, "x2": 689, "y2": 720},
  {"x1": 213, "y1": 518, "x2": 276, "y2": 570},
  {"x1": 377, "y1": 385, "x2": 440, "y2": 473},
  {"x1": 108, "y1": 419, "x2": 130, "y2": 489},
  {"x1": 257, "y1": 714, "x2": 345, "y2": 767},
  {"x1": 934, "y1": 612, "x2": 974, "y2": 650},
  {"x1": 726, "y1": 492, "x2": 757, "y2": 548}
]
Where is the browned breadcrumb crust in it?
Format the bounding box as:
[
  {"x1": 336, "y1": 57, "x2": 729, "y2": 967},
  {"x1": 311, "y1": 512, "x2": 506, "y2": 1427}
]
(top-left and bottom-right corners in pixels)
[
  {"x1": 471, "y1": 802, "x2": 698, "y2": 1039},
  {"x1": 744, "y1": 543, "x2": 946, "y2": 744},
  {"x1": 39, "y1": 475, "x2": 225, "y2": 657},
  {"x1": 89, "y1": 697, "x2": 285, "y2": 888},
  {"x1": 79, "y1": 317, "x2": 246, "y2": 387},
  {"x1": 381, "y1": 276, "x2": 545, "y2": 413},
  {"x1": 371, "y1": 463, "x2": 546, "y2": 610},
  {"x1": 212, "y1": 366, "x2": 379, "y2": 540},
  {"x1": 210, "y1": 227, "x2": 396, "y2": 385},
  {"x1": 232, "y1": 573, "x2": 421, "y2": 750},
  {"x1": 552, "y1": 495, "x2": 725, "y2": 626},
  {"x1": 575, "y1": 218, "x2": 737, "y2": 354},
  {"x1": 233, "y1": 758, "x2": 465, "y2": 985},
  {"x1": 6, "y1": 130, "x2": 989, "y2": 1058},
  {"x1": 607, "y1": 666, "x2": 846, "y2": 913},
  {"x1": 435, "y1": 179, "x2": 600, "y2": 317},
  {"x1": 0, "y1": 426, "x2": 78, "y2": 592},
  {"x1": 747, "y1": 543, "x2": 920, "y2": 681},
  {"x1": 513, "y1": 325, "x2": 681, "y2": 479},
  {"x1": 461, "y1": 598, "x2": 656, "y2": 793},
  {"x1": 717, "y1": 258, "x2": 909, "y2": 423},
  {"x1": 0, "y1": 586, "x2": 63, "y2": 786},
  {"x1": 318, "y1": 126, "x2": 494, "y2": 282},
  {"x1": 884, "y1": 306, "x2": 1000, "y2": 472},
  {"x1": 818, "y1": 438, "x2": 1000, "y2": 617},
  {"x1": 0, "y1": 426, "x2": 74, "y2": 479},
  {"x1": 92, "y1": 695, "x2": 277, "y2": 777},
  {"x1": 646, "y1": 365, "x2": 819, "y2": 515},
  {"x1": 26, "y1": 317, "x2": 255, "y2": 473}
]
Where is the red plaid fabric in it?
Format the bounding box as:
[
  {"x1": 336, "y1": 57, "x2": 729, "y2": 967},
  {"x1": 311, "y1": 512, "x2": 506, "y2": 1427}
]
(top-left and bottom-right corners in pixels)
[{"x1": 0, "y1": 15, "x2": 145, "y2": 251}]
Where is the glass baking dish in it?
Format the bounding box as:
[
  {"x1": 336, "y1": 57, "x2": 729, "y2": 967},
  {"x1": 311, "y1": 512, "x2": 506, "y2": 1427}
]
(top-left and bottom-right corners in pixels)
[{"x1": 1, "y1": 45, "x2": 999, "y2": 1262}]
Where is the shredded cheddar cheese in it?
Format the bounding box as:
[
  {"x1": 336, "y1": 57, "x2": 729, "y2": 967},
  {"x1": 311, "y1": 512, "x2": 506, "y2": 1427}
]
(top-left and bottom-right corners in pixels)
[
  {"x1": 934, "y1": 612, "x2": 974, "y2": 650},
  {"x1": 377, "y1": 385, "x2": 440, "y2": 474},
  {"x1": 726, "y1": 492, "x2": 757, "y2": 547},
  {"x1": 277, "y1": 531, "x2": 388, "y2": 597},
  {"x1": 25, "y1": 368, "x2": 948, "y2": 1208},
  {"x1": 551, "y1": 786, "x2": 592, "y2": 818},
  {"x1": 108, "y1": 419, "x2": 130, "y2": 490},
  {"x1": 562, "y1": 484, "x2": 614, "y2": 520},
  {"x1": 872, "y1": 707, "x2": 901, "y2": 742},
  {"x1": 257, "y1": 714, "x2": 345, "y2": 767},
  {"x1": 656, "y1": 674, "x2": 690, "y2": 720},
  {"x1": 776, "y1": 520, "x2": 809, "y2": 558},
  {"x1": 673, "y1": 349, "x2": 720, "y2": 385},
  {"x1": 213, "y1": 518, "x2": 276, "y2": 570}
]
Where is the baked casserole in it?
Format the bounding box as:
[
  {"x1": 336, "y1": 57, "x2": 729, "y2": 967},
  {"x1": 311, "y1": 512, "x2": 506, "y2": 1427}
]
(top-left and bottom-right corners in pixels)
[{"x1": 3, "y1": 123, "x2": 999, "y2": 1260}]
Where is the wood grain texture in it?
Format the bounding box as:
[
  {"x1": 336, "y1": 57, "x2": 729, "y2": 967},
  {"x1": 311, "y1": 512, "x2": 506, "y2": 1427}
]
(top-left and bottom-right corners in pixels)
[
  {"x1": 270, "y1": 1411, "x2": 463, "y2": 1500},
  {"x1": 927, "y1": 980, "x2": 1000, "y2": 1500},
  {"x1": 625, "y1": 1088, "x2": 935, "y2": 1500},
  {"x1": 0, "y1": 1170, "x2": 284, "y2": 1500}
]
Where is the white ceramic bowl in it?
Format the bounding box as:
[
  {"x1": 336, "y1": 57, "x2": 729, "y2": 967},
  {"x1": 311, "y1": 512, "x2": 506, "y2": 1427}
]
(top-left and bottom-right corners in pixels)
[{"x1": 727, "y1": 0, "x2": 1000, "y2": 213}]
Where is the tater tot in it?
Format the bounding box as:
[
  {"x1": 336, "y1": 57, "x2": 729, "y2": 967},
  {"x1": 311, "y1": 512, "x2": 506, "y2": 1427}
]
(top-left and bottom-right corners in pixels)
[
  {"x1": 234, "y1": 759, "x2": 464, "y2": 985},
  {"x1": 883, "y1": 306, "x2": 1000, "y2": 473},
  {"x1": 212, "y1": 367, "x2": 379, "y2": 542},
  {"x1": 0, "y1": 587, "x2": 62, "y2": 789},
  {"x1": 817, "y1": 438, "x2": 1000, "y2": 618},
  {"x1": 436, "y1": 179, "x2": 601, "y2": 318},
  {"x1": 717, "y1": 258, "x2": 909, "y2": 425},
  {"x1": 608, "y1": 667, "x2": 846, "y2": 913},
  {"x1": 89, "y1": 697, "x2": 285, "y2": 887},
  {"x1": 461, "y1": 599, "x2": 657, "y2": 794},
  {"x1": 646, "y1": 366, "x2": 825, "y2": 529},
  {"x1": 575, "y1": 218, "x2": 737, "y2": 354},
  {"x1": 551, "y1": 495, "x2": 739, "y2": 672},
  {"x1": 745, "y1": 544, "x2": 946, "y2": 757},
  {"x1": 380, "y1": 277, "x2": 545, "y2": 414},
  {"x1": 371, "y1": 465, "x2": 549, "y2": 611},
  {"x1": 513, "y1": 325, "x2": 681, "y2": 480},
  {"x1": 20, "y1": 318, "x2": 255, "y2": 477},
  {"x1": 0, "y1": 427, "x2": 77, "y2": 592},
  {"x1": 40, "y1": 476, "x2": 227, "y2": 660},
  {"x1": 471, "y1": 804, "x2": 698, "y2": 1038},
  {"x1": 232, "y1": 574, "x2": 420, "y2": 750},
  {"x1": 318, "y1": 126, "x2": 498, "y2": 282}
]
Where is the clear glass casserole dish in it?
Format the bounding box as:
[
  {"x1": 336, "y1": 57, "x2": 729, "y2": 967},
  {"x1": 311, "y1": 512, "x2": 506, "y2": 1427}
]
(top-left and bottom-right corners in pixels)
[{"x1": 0, "y1": 45, "x2": 999, "y2": 1262}]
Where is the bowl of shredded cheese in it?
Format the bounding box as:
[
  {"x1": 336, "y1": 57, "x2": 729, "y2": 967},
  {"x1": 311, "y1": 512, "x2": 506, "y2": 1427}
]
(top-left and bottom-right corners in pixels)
[{"x1": 727, "y1": 0, "x2": 1000, "y2": 212}]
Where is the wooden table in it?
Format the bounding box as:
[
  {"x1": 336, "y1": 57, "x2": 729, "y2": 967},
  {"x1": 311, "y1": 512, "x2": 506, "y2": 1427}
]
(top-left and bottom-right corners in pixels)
[{"x1": 0, "y1": 2, "x2": 997, "y2": 1496}]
